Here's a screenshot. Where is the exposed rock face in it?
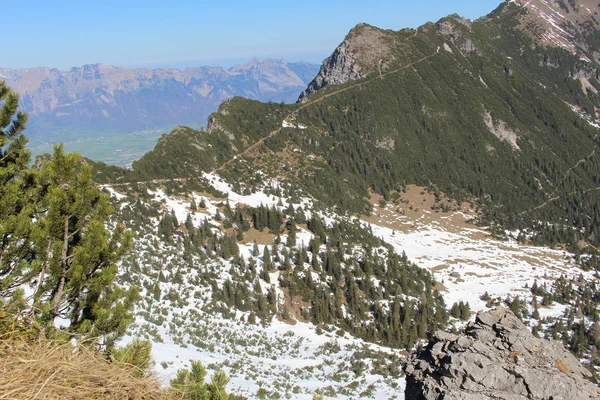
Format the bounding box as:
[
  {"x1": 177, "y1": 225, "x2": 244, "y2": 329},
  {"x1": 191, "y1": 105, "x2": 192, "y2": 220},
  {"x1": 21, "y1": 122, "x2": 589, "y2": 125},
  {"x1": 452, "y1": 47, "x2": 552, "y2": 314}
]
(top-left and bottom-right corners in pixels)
[
  {"x1": 405, "y1": 307, "x2": 600, "y2": 399},
  {"x1": 506, "y1": 0, "x2": 600, "y2": 55},
  {"x1": 297, "y1": 41, "x2": 364, "y2": 102},
  {"x1": 436, "y1": 16, "x2": 478, "y2": 54},
  {"x1": 298, "y1": 23, "x2": 391, "y2": 102}
]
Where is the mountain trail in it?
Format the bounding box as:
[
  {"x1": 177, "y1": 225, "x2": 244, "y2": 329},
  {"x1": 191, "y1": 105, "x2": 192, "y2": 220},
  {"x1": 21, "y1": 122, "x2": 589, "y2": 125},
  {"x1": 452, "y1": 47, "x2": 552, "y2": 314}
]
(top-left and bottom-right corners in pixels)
[
  {"x1": 521, "y1": 185, "x2": 600, "y2": 215},
  {"x1": 99, "y1": 46, "x2": 440, "y2": 186},
  {"x1": 99, "y1": 177, "x2": 187, "y2": 188},
  {"x1": 520, "y1": 146, "x2": 598, "y2": 215},
  {"x1": 214, "y1": 50, "x2": 439, "y2": 173}
]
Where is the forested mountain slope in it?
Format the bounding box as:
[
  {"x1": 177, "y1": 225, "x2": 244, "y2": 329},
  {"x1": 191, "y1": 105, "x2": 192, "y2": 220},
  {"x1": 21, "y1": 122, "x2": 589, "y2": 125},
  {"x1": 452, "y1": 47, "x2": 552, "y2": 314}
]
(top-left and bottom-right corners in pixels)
[{"x1": 102, "y1": 0, "x2": 600, "y2": 252}]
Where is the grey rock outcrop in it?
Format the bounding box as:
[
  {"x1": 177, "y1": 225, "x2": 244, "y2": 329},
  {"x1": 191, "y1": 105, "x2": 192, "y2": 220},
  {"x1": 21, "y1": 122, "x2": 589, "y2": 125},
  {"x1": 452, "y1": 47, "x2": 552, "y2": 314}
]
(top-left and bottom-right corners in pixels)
[
  {"x1": 298, "y1": 23, "x2": 391, "y2": 102},
  {"x1": 405, "y1": 307, "x2": 600, "y2": 399},
  {"x1": 297, "y1": 41, "x2": 364, "y2": 102}
]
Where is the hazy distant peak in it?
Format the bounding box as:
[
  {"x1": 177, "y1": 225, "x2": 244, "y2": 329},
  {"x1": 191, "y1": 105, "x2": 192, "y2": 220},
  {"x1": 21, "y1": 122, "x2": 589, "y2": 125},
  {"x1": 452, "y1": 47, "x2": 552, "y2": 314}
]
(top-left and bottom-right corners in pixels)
[{"x1": 1, "y1": 58, "x2": 320, "y2": 147}]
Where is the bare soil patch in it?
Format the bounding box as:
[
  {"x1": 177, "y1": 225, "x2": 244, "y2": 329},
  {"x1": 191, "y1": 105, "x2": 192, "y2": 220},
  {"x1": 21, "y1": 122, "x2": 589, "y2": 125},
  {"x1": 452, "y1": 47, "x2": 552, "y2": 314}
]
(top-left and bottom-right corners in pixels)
[
  {"x1": 362, "y1": 185, "x2": 477, "y2": 234},
  {"x1": 240, "y1": 228, "x2": 277, "y2": 245}
]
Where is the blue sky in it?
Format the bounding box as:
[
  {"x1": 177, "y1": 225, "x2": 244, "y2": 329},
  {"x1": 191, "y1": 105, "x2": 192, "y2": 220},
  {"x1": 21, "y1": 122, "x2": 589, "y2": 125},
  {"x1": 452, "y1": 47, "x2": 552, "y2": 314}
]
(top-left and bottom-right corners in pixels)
[{"x1": 7, "y1": 0, "x2": 503, "y2": 69}]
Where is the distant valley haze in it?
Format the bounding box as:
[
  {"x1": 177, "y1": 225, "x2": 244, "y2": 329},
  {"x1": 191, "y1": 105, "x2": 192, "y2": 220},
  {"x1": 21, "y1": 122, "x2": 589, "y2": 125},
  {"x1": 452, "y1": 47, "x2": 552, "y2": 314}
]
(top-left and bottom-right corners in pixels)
[{"x1": 0, "y1": 59, "x2": 320, "y2": 166}]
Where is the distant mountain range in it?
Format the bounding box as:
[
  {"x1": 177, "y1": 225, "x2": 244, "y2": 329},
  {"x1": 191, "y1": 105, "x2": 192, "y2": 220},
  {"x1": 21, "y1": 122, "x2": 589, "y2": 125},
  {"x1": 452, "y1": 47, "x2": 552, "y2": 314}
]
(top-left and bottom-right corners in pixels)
[
  {"x1": 0, "y1": 59, "x2": 319, "y2": 159},
  {"x1": 115, "y1": 0, "x2": 600, "y2": 249}
]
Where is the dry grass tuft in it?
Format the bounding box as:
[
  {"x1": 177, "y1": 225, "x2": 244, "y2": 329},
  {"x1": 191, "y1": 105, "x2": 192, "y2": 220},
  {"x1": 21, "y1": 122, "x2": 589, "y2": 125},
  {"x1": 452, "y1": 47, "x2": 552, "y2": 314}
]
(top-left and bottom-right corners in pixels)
[
  {"x1": 555, "y1": 358, "x2": 571, "y2": 374},
  {"x1": 0, "y1": 335, "x2": 176, "y2": 400},
  {"x1": 508, "y1": 351, "x2": 524, "y2": 363}
]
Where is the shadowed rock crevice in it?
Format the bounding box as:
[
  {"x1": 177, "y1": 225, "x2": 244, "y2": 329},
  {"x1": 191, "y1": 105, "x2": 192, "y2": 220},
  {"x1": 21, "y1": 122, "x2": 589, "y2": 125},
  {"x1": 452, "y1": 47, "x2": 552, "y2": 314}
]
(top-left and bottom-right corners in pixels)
[{"x1": 404, "y1": 307, "x2": 600, "y2": 399}]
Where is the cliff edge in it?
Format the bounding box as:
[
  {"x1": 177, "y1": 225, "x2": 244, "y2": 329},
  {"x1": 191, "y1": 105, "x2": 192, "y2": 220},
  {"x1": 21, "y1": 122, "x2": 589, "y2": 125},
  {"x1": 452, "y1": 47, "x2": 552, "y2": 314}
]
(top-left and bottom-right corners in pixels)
[{"x1": 405, "y1": 307, "x2": 600, "y2": 399}]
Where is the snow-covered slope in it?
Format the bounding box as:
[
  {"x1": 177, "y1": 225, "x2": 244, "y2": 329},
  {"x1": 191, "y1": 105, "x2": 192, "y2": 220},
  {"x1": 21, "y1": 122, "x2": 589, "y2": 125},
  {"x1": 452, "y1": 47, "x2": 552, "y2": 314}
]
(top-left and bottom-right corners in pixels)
[
  {"x1": 368, "y1": 200, "x2": 589, "y2": 320},
  {"x1": 110, "y1": 182, "x2": 409, "y2": 399},
  {"x1": 106, "y1": 176, "x2": 597, "y2": 399}
]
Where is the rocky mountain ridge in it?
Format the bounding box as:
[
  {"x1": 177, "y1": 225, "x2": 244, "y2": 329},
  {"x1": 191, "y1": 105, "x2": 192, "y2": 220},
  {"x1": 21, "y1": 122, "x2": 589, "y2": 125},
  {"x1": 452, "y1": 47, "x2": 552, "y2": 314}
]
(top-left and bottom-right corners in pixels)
[
  {"x1": 300, "y1": 0, "x2": 600, "y2": 103},
  {"x1": 405, "y1": 307, "x2": 600, "y2": 399},
  {"x1": 511, "y1": 0, "x2": 600, "y2": 56},
  {"x1": 298, "y1": 23, "x2": 391, "y2": 101}
]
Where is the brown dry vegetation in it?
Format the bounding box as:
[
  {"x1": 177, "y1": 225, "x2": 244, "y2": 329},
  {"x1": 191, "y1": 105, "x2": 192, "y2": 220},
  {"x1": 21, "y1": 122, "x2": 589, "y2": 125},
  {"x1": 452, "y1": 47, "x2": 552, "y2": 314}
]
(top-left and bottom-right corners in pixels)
[
  {"x1": 236, "y1": 227, "x2": 277, "y2": 245},
  {"x1": 0, "y1": 336, "x2": 176, "y2": 400},
  {"x1": 432, "y1": 264, "x2": 450, "y2": 272},
  {"x1": 362, "y1": 185, "x2": 476, "y2": 234},
  {"x1": 555, "y1": 358, "x2": 572, "y2": 374},
  {"x1": 433, "y1": 282, "x2": 449, "y2": 293}
]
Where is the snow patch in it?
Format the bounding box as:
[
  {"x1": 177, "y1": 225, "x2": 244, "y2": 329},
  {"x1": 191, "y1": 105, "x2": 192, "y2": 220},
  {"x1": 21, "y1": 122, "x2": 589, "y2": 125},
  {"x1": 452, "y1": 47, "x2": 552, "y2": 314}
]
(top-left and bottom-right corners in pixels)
[
  {"x1": 479, "y1": 75, "x2": 488, "y2": 88},
  {"x1": 368, "y1": 217, "x2": 592, "y2": 320},
  {"x1": 104, "y1": 187, "x2": 127, "y2": 201},
  {"x1": 282, "y1": 120, "x2": 307, "y2": 129},
  {"x1": 565, "y1": 102, "x2": 600, "y2": 129}
]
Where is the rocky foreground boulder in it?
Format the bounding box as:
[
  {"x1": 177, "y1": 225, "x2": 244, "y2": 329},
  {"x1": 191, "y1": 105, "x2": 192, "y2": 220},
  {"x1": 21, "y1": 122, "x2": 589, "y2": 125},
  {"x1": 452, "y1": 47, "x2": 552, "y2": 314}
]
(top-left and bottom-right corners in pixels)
[{"x1": 404, "y1": 307, "x2": 600, "y2": 399}]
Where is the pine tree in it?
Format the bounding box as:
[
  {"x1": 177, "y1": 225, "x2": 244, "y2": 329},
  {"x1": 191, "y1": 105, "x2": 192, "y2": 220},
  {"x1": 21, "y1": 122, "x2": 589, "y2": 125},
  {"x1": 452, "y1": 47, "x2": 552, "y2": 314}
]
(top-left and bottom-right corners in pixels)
[
  {"x1": 532, "y1": 296, "x2": 540, "y2": 320},
  {"x1": 263, "y1": 246, "x2": 271, "y2": 271},
  {"x1": 29, "y1": 146, "x2": 136, "y2": 347},
  {"x1": 570, "y1": 321, "x2": 589, "y2": 357},
  {"x1": 171, "y1": 361, "x2": 209, "y2": 399},
  {"x1": 459, "y1": 301, "x2": 471, "y2": 321},
  {"x1": 207, "y1": 370, "x2": 230, "y2": 400},
  {"x1": 170, "y1": 209, "x2": 179, "y2": 227},
  {"x1": 450, "y1": 302, "x2": 460, "y2": 319},
  {"x1": 158, "y1": 213, "x2": 175, "y2": 239},
  {"x1": 0, "y1": 82, "x2": 28, "y2": 185},
  {"x1": 224, "y1": 201, "x2": 233, "y2": 220},
  {"x1": 43, "y1": 151, "x2": 127, "y2": 329},
  {"x1": 0, "y1": 84, "x2": 135, "y2": 348},
  {"x1": 111, "y1": 338, "x2": 154, "y2": 377},
  {"x1": 509, "y1": 296, "x2": 522, "y2": 320},
  {"x1": 185, "y1": 214, "x2": 195, "y2": 232},
  {"x1": 286, "y1": 227, "x2": 297, "y2": 248},
  {"x1": 0, "y1": 82, "x2": 31, "y2": 296}
]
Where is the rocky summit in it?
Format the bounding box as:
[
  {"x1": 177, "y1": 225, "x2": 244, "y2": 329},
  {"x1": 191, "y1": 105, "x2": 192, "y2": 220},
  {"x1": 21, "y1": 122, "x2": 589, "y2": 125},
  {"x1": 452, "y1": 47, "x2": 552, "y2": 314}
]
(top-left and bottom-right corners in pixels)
[{"x1": 404, "y1": 307, "x2": 600, "y2": 400}]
